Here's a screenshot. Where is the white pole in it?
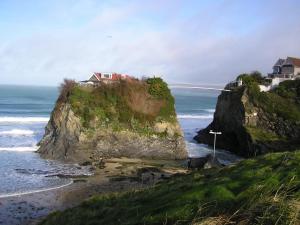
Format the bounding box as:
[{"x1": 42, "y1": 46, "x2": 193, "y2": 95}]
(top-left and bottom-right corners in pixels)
[
  {"x1": 209, "y1": 130, "x2": 222, "y2": 160},
  {"x1": 213, "y1": 133, "x2": 216, "y2": 159}
]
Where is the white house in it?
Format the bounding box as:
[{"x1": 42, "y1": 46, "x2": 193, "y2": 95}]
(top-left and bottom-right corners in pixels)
[
  {"x1": 259, "y1": 56, "x2": 300, "y2": 92},
  {"x1": 269, "y1": 56, "x2": 300, "y2": 79}
]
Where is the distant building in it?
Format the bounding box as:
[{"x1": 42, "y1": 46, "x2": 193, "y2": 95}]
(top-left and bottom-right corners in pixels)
[
  {"x1": 269, "y1": 56, "x2": 300, "y2": 79},
  {"x1": 80, "y1": 72, "x2": 133, "y2": 85},
  {"x1": 237, "y1": 78, "x2": 243, "y2": 86},
  {"x1": 232, "y1": 56, "x2": 300, "y2": 92},
  {"x1": 226, "y1": 77, "x2": 243, "y2": 90},
  {"x1": 89, "y1": 72, "x2": 132, "y2": 82}
]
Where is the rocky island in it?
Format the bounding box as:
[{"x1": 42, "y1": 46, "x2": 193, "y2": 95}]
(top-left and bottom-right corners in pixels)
[
  {"x1": 38, "y1": 77, "x2": 187, "y2": 163},
  {"x1": 194, "y1": 73, "x2": 300, "y2": 157}
]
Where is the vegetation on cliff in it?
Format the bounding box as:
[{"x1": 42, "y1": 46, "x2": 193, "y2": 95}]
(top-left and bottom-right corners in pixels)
[
  {"x1": 240, "y1": 75, "x2": 300, "y2": 143},
  {"x1": 61, "y1": 77, "x2": 177, "y2": 135},
  {"x1": 245, "y1": 78, "x2": 300, "y2": 123},
  {"x1": 236, "y1": 71, "x2": 265, "y2": 86},
  {"x1": 38, "y1": 77, "x2": 186, "y2": 161},
  {"x1": 40, "y1": 150, "x2": 300, "y2": 225},
  {"x1": 195, "y1": 73, "x2": 300, "y2": 157}
]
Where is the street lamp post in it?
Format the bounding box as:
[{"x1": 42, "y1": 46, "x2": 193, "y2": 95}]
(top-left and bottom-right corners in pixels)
[{"x1": 209, "y1": 130, "x2": 222, "y2": 159}]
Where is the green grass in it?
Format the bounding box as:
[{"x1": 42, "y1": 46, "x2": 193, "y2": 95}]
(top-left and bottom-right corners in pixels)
[
  {"x1": 236, "y1": 75, "x2": 300, "y2": 123},
  {"x1": 246, "y1": 126, "x2": 284, "y2": 142},
  {"x1": 40, "y1": 151, "x2": 300, "y2": 225},
  {"x1": 246, "y1": 79, "x2": 300, "y2": 123}
]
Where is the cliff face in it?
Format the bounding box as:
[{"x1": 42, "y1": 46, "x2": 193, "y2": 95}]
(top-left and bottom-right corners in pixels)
[
  {"x1": 38, "y1": 78, "x2": 187, "y2": 162},
  {"x1": 194, "y1": 79, "x2": 300, "y2": 157}
]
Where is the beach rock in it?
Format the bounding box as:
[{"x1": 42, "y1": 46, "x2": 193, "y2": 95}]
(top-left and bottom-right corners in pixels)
[
  {"x1": 194, "y1": 80, "x2": 300, "y2": 157},
  {"x1": 38, "y1": 78, "x2": 187, "y2": 162},
  {"x1": 187, "y1": 154, "x2": 222, "y2": 169},
  {"x1": 187, "y1": 156, "x2": 208, "y2": 169},
  {"x1": 203, "y1": 155, "x2": 223, "y2": 169}
]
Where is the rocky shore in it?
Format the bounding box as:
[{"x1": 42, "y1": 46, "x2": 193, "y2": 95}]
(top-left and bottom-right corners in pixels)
[{"x1": 0, "y1": 158, "x2": 187, "y2": 225}]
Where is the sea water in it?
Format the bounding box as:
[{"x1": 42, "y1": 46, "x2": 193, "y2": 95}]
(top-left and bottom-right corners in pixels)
[
  {"x1": 0, "y1": 85, "x2": 239, "y2": 196},
  {"x1": 172, "y1": 88, "x2": 240, "y2": 164},
  {"x1": 0, "y1": 85, "x2": 91, "y2": 197}
]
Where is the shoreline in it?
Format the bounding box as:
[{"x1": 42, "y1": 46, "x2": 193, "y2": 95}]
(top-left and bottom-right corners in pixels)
[
  {"x1": 0, "y1": 180, "x2": 74, "y2": 199},
  {"x1": 0, "y1": 158, "x2": 187, "y2": 225}
]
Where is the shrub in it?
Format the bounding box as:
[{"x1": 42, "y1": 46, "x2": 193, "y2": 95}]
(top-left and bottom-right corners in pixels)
[
  {"x1": 236, "y1": 71, "x2": 264, "y2": 86},
  {"x1": 146, "y1": 77, "x2": 176, "y2": 120},
  {"x1": 58, "y1": 79, "x2": 76, "y2": 102},
  {"x1": 273, "y1": 80, "x2": 300, "y2": 100},
  {"x1": 146, "y1": 77, "x2": 170, "y2": 99},
  {"x1": 249, "y1": 70, "x2": 264, "y2": 83}
]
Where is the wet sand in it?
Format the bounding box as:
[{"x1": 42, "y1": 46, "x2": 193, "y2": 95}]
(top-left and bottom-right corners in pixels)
[{"x1": 0, "y1": 158, "x2": 187, "y2": 225}]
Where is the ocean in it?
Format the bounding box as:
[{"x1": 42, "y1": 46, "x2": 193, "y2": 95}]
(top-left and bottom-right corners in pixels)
[
  {"x1": 172, "y1": 88, "x2": 240, "y2": 163},
  {"x1": 0, "y1": 85, "x2": 239, "y2": 197}
]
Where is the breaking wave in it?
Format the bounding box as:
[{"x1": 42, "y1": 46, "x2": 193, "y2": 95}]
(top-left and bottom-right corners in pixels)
[
  {"x1": 177, "y1": 114, "x2": 214, "y2": 119},
  {"x1": 0, "y1": 180, "x2": 73, "y2": 198},
  {"x1": 0, "y1": 129, "x2": 34, "y2": 136},
  {"x1": 205, "y1": 109, "x2": 215, "y2": 113},
  {"x1": 0, "y1": 146, "x2": 38, "y2": 152},
  {"x1": 0, "y1": 117, "x2": 49, "y2": 123}
]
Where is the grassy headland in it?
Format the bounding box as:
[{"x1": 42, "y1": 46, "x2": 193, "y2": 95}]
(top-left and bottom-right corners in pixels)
[
  {"x1": 247, "y1": 79, "x2": 300, "y2": 124},
  {"x1": 195, "y1": 73, "x2": 300, "y2": 157},
  {"x1": 40, "y1": 150, "x2": 300, "y2": 225},
  {"x1": 237, "y1": 73, "x2": 300, "y2": 143},
  {"x1": 62, "y1": 77, "x2": 177, "y2": 135}
]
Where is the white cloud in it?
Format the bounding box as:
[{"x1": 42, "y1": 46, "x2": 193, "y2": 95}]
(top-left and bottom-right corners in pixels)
[{"x1": 0, "y1": 0, "x2": 299, "y2": 86}]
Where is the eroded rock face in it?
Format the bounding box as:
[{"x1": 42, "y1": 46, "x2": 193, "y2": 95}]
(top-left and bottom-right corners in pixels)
[
  {"x1": 38, "y1": 103, "x2": 82, "y2": 161},
  {"x1": 194, "y1": 88, "x2": 251, "y2": 157},
  {"x1": 194, "y1": 86, "x2": 300, "y2": 157},
  {"x1": 38, "y1": 102, "x2": 187, "y2": 163}
]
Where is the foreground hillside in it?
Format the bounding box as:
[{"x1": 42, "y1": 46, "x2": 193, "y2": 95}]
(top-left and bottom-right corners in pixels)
[
  {"x1": 38, "y1": 78, "x2": 186, "y2": 162},
  {"x1": 195, "y1": 74, "x2": 300, "y2": 157},
  {"x1": 40, "y1": 150, "x2": 300, "y2": 225}
]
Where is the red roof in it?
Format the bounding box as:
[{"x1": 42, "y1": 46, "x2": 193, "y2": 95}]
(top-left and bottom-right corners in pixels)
[
  {"x1": 91, "y1": 72, "x2": 134, "y2": 81},
  {"x1": 93, "y1": 72, "x2": 102, "y2": 80},
  {"x1": 288, "y1": 57, "x2": 300, "y2": 67}
]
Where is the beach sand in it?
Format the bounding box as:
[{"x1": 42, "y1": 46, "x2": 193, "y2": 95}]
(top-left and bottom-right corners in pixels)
[{"x1": 0, "y1": 158, "x2": 187, "y2": 225}]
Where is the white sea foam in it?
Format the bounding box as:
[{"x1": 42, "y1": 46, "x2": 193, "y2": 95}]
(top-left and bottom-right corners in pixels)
[
  {"x1": 0, "y1": 129, "x2": 34, "y2": 136},
  {"x1": 0, "y1": 180, "x2": 73, "y2": 198},
  {"x1": 205, "y1": 109, "x2": 215, "y2": 113},
  {"x1": 0, "y1": 117, "x2": 49, "y2": 123},
  {"x1": 0, "y1": 146, "x2": 38, "y2": 152},
  {"x1": 177, "y1": 114, "x2": 214, "y2": 119}
]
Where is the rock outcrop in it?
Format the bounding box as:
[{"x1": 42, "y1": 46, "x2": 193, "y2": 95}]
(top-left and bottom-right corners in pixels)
[
  {"x1": 38, "y1": 78, "x2": 187, "y2": 162},
  {"x1": 194, "y1": 79, "x2": 300, "y2": 157},
  {"x1": 187, "y1": 155, "x2": 223, "y2": 169}
]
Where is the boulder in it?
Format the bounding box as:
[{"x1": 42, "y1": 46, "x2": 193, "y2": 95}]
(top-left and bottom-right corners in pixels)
[{"x1": 187, "y1": 154, "x2": 223, "y2": 169}]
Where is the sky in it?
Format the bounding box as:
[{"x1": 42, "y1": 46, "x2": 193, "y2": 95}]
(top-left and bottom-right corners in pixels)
[{"x1": 0, "y1": 0, "x2": 300, "y2": 86}]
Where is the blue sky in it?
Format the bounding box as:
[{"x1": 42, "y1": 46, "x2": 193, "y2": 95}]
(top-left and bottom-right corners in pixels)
[{"x1": 0, "y1": 0, "x2": 300, "y2": 86}]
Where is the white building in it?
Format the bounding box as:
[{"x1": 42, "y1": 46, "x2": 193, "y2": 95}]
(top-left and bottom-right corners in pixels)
[
  {"x1": 259, "y1": 56, "x2": 300, "y2": 92},
  {"x1": 269, "y1": 56, "x2": 300, "y2": 79}
]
